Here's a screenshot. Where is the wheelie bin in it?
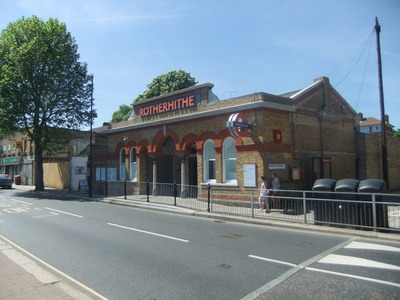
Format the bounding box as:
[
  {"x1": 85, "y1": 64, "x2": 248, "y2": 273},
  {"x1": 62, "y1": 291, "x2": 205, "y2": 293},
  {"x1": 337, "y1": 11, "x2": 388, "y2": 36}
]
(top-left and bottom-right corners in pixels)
[
  {"x1": 357, "y1": 179, "x2": 386, "y2": 228},
  {"x1": 334, "y1": 179, "x2": 359, "y2": 226},
  {"x1": 312, "y1": 179, "x2": 336, "y2": 225}
]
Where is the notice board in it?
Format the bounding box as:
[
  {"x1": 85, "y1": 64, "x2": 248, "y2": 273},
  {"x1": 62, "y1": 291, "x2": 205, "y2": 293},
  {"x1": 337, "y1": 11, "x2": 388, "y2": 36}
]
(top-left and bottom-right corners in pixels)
[{"x1": 243, "y1": 163, "x2": 257, "y2": 187}]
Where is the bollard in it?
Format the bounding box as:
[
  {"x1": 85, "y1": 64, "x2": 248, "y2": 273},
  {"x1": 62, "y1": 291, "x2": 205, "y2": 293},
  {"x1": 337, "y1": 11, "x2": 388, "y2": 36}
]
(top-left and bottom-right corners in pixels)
[
  {"x1": 174, "y1": 180, "x2": 177, "y2": 206},
  {"x1": 207, "y1": 183, "x2": 211, "y2": 212},
  {"x1": 105, "y1": 180, "x2": 108, "y2": 198},
  {"x1": 124, "y1": 180, "x2": 127, "y2": 199},
  {"x1": 146, "y1": 179, "x2": 150, "y2": 202},
  {"x1": 251, "y1": 190, "x2": 254, "y2": 218}
]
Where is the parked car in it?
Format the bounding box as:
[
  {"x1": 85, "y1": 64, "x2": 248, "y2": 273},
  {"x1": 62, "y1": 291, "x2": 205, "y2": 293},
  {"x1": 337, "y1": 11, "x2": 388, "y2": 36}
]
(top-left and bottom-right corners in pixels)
[{"x1": 0, "y1": 174, "x2": 13, "y2": 189}]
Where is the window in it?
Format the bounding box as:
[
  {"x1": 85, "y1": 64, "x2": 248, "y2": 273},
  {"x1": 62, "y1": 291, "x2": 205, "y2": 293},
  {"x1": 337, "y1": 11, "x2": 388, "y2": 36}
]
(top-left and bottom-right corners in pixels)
[
  {"x1": 223, "y1": 137, "x2": 237, "y2": 183},
  {"x1": 119, "y1": 149, "x2": 126, "y2": 181},
  {"x1": 130, "y1": 148, "x2": 137, "y2": 181},
  {"x1": 203, "y1": 140, "x2": 216, "y2": 182}
]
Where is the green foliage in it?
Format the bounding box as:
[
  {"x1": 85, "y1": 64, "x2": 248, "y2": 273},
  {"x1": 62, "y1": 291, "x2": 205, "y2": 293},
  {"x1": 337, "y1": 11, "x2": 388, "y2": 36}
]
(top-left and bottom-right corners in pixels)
[
  {"x1": 0, "y1": 16, "x2": 94, "y2": 190},
  {"x1": 112, "y1": 104, "x2": 133, "y2": 122},
  {"x1": 134, "y1": 70, "x2": 197, "y2": 103},
  {"x1": 394, "y1": 128, "x2": 400, "y2": 138}
]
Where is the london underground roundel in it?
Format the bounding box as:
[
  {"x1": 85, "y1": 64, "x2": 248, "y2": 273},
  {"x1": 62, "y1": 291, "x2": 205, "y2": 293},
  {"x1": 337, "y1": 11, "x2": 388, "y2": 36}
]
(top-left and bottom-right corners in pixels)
[{"x1": 227, "y1": 113, "x2": 251, "y2": 138}]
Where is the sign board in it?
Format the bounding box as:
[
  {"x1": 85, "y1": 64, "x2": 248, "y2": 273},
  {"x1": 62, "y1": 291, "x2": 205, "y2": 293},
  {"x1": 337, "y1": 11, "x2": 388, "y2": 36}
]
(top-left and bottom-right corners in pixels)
[
  {"x1": 75, "y1": 166, "x2": 86, "y2": 175},
  {"x1": 243, "y1": 163, "x2": 257, "y2": 187},
  {"x1": 268, "y1": 164, "x2": 286, "y2": 170},
  {"x1": 135, "y1": 93, "x2": 201, "y2": 117},
  {"x1": 79, "y1": 180, "x2": 88, "y2": 191},
  {"x1": 292, "y1": 168, "x2": 302, "y2": 181},
  {"x1": 0, "y1": 156, "x2": 21, "y2": 165}
]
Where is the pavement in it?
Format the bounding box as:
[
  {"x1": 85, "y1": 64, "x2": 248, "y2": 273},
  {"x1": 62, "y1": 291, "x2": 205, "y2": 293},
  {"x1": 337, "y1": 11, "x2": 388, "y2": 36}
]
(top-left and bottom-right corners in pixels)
[
  {"x1": 0, "y1": 238, "x2": 87, "y2": 300},
  {"x1": 1, "y1": 185, "x2": 400, "y2": 299}
]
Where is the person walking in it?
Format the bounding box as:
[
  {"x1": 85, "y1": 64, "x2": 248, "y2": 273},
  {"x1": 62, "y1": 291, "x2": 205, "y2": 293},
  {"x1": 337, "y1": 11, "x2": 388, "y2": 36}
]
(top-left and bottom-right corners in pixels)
[
  {"x1": 258, "y1": 176, "x2": 270, "y2": 213},
  {"x1": 271, "y1": 172, "x2": 280, "y2": 207}
]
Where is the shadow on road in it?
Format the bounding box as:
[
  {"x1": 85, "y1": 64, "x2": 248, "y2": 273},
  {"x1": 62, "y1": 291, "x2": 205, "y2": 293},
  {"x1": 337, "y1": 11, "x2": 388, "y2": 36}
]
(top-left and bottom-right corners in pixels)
[{"x1": 13, "y1": 189, "x2": 93, "y2": 202}]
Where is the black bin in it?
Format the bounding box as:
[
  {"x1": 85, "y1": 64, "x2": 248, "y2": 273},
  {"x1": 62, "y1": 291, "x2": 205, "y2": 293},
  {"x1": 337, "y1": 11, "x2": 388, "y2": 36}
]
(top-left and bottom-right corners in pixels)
[
  {"x1": 357, "y1": 179, "x2": 386, "y2": 228},
  {"x1": 312, "y1": 179, "x2": 336, "y2": 224},
  {"x1": 334, "y1": 179, "x2": 359, "y2": 225}
]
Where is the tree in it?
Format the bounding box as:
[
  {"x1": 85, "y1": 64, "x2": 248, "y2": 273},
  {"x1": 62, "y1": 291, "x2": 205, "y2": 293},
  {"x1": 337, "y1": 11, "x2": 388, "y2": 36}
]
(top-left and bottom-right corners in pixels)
[
  {"x1": 134, "y1": 70, "x2": 197, "y2": 103},
  {"x1": 394, "y1": 128, "x2": 400, "y2": 138},
  {"x1": 112, "y1": 104, "x2": 133, "y2": 122},
  {"x1": 0, "y1": 16, "x2": 93, "y2": 191}
]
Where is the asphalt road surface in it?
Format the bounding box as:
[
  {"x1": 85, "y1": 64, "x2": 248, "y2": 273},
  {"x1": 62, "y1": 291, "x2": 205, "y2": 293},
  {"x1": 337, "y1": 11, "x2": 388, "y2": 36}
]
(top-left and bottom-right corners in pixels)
[{"x1": 1, "y1": 189, "x2": 399, "y2": 300}]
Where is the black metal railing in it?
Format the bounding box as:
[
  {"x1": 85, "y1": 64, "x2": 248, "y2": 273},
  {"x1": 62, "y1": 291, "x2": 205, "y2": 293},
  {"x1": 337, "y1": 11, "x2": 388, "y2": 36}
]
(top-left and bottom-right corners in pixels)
[{"x1": 93, "y1": 181, "x2": 400, "y2": 233}]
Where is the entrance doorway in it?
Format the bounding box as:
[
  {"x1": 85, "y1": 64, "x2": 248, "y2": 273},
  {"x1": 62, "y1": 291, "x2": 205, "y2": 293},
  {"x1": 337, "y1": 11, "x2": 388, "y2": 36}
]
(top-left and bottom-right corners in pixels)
[
  {"x1": 312, "y1": 157, "x2": 332, "y2": 182},
  {"x1": 157, "y1": 137, "x2": 177, "y2": 184}
]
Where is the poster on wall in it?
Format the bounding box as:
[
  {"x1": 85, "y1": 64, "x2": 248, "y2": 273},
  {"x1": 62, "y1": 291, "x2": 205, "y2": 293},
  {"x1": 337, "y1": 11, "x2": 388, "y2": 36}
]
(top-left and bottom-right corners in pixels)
[
  {"x1": 96, "y1": 168, "x2": 107, "y2": 181},
  {"x1": 107, "y1": 167, "x2": 117, "y2": 182},
  {"x1": 243, "y1": 163, "x2": 257, "y2": 187},
  {"x1": 75, "y1": 166, "x2": 86, "y2": 175}
]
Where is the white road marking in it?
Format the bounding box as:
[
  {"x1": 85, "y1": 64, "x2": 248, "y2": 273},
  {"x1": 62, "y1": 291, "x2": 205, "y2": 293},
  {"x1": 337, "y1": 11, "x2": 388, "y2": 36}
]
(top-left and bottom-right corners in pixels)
[
  {"x1": 44, "y1": 207, "x2": 83, "y2": 218},
  {"x1": 345, "y1": 241, "x2": 400, "y2": 252},
  {"x1": 33, "y1": 212, "x2": 59, "y2": 218},
  {"x1": 306, "y1": 267, "x2": 400, "y2": 288},
  {"x1": 12, "y1": 199, "x2": 34, "y2": 206},
  {"x1": 0, "y1": 234, "x2": 109, "y2": 300},
  {"x1": 248, "y1": 255, "x2": 298, "y2": 267},
  {"x1": 3, "y1": 207, "x2": 29, "y2": 213},
  {"x1": 318, "y1": 254, "x2": 400, "y2": 271},
  {"x1": 107, "y1": 222, "x2": 189, "y2": 243}
]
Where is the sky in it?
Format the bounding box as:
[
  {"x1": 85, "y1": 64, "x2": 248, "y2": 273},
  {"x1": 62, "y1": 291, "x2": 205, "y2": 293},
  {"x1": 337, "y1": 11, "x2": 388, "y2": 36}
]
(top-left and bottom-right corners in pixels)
[{"x1": 1, "y1": 0, "x2": 399, "y2": 130}]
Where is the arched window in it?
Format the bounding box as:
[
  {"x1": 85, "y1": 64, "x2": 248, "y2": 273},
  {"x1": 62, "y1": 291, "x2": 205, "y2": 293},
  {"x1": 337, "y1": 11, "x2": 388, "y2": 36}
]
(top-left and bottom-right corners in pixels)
[
  {"x1": 223, "y1": 137, "x2": 237, "y2": 183},
  {"x1": 130, "y1": 148, "x2": 137, "y2": 181},
  {"x1": 119, "y1": 149, "x2": 126, "y2": 181},
  {"x1": 203, "y1": 139, "x2": 216, "y2": 182}
]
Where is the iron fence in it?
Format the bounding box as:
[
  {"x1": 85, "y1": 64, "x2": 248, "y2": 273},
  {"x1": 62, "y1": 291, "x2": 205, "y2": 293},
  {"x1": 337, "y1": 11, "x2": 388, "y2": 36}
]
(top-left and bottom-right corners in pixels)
[{"x1": 93, "y1": 181, "x2": 400, "y2": 233}]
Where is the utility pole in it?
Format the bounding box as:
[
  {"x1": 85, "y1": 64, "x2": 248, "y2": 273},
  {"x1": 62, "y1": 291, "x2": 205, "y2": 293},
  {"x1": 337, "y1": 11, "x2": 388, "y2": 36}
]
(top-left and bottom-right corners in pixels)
[{"x1": 375, "y1": 17, "x2": 389, "y2": 188}]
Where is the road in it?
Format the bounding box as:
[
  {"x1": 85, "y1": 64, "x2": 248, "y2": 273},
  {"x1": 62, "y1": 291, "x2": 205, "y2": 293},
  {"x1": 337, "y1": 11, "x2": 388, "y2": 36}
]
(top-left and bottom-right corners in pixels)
[{"x1": 0, "y1": 188, "x2": 399, "y2": 300}]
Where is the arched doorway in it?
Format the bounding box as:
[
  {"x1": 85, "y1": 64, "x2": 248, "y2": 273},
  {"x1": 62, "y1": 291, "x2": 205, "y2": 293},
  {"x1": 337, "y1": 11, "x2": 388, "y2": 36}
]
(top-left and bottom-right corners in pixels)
[{"x1": 157, "y1": 137, "x2": 178, "y2": 184}]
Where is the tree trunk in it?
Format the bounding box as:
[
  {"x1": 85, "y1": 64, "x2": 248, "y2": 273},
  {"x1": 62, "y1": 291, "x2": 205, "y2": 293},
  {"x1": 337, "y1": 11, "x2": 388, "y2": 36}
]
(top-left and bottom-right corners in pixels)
[{"x1": 34, "y1": 149, "x2": 45, "y2": 191}]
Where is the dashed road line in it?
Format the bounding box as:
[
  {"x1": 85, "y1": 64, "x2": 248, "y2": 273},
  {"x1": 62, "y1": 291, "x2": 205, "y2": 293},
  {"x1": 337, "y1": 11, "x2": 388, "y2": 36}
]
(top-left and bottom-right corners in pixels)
[
  {"x1": 107, "y1": 222, "x2": 189, "y2": 243},
  {"x1": 33, "y1": 212, "x2": 59, "y2": 218},
  {"x1": 248, "y1": 255, "x2": 298, "y2": 267},
  {"x1": 44, "y1": 207, "x2": 83, "y2": 218},
  {"x1": 11, "y1": 199, "x2": 34, "y2": 206}
]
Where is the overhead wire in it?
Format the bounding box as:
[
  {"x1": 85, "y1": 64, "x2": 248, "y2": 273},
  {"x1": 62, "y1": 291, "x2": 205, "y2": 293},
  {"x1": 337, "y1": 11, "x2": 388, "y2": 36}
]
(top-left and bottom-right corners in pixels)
[
  {"x1": 333, "y1": 29, "x2": 374, "y2": 89},
  {"x1": 354, "y1": 32, "x2": 374, "y2": 111}
]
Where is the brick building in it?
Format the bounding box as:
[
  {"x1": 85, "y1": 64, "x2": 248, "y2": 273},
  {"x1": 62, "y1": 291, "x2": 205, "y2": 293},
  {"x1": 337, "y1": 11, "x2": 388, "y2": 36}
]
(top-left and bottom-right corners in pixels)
[
  {"x1": 0, "y1": 130, "x2": 91, "y2": 190},
  {"x1": 93, "y1": 76, "x2": 381, "y2": 194}
]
